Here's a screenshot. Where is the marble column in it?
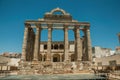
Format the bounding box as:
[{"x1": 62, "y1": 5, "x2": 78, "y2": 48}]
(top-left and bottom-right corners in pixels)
[
  {"x1": 21, "y1": 23, "x2": 30, "y2": 61},
  {"x1": 74, "y1": 29, "x2": 77, "y2": 61},
  {"x1": 33, "y1": 25, "x2": 41, "y2": 61},
  {"x1": 46, "y1": 24, "x2": 52, "y2": 61},
  {"x1": 64, "y1": 25, "x2": 69, "y2": 62},
  {"x1": 75, "y1": 25, "x2": 82, "y2": 61},
  {"x1": 86, "y1": 27, "x2": 92, "y2": 61}
]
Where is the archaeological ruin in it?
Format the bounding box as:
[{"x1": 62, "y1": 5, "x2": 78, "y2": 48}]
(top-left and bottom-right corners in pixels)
[{"x1": 19, "y1": 8, "x2": 92, "y2": 74}]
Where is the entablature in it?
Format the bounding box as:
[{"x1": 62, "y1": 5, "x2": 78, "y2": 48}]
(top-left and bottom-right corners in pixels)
[{"x1": 25, "y1": 20, "x2": 90, "y2": 30}]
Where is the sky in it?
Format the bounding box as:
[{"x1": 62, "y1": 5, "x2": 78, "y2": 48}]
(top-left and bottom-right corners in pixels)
[{"x1": 0, "y1": 0, "x2": 120, "y2": 53}]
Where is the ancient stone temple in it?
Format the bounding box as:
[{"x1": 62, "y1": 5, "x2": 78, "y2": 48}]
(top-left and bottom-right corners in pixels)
[{"x1": 19, "y1": 8, "x2": 92, "y2": 74}]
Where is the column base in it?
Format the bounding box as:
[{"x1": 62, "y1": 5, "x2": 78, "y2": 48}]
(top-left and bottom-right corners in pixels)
[
  {"x1": 31, "y1": 60, "x2": 39, "y2": 65},
  {"x1": 45, "y1": 59, "x2": 52, "y2": 65},
  {"x1": 64, "y1": 59, "x2": 70, "y2": 63},
  {"x1": 77, "y1": 59, "x2": 81, "y2": 62},
  {"x1": 21, "y1": 57, "x2": 26, "y2": 62}
]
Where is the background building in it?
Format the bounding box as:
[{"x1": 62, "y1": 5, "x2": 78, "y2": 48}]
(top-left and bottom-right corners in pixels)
[
  {"x1": 0, "y1": 55, "x2": 20, "y2": 71},
  {"x1": 94, "y1": 54, "x2": 120, "y2": 71},
  {"x1": 92, "y1": 46, "x2": 113, "y2": 58},
  {"x1": 2, "y1": 52, "x2": 21, "y2": 58}
]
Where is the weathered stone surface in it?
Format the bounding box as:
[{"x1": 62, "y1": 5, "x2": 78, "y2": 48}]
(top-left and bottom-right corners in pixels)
[{"x1": 20, "y1": 8, "x2": 92, "y2": 74}]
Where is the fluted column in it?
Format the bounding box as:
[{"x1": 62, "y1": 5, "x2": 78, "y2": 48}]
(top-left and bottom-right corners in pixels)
[
  {"x1": 74, "y1": 29, "x2": 77, "y2": 61},
  {"x1": 86, "y1": 27, "x2": 92, "y2": 61},
  {"x1": 46, "y1": 24, "x2": 52, "y2": 61},
  {"x1": 75, "y1": 25, "x2": 82, "y2": 61},
  {"x1": 64, "y1": 25, "x2": 69, "y2": 62},
  {"x1": 33, "y1": 25, "x2": 41, "y2": 61},
  {"x1": 21, "y1": 23, "x2": 30, "y2": 61}
]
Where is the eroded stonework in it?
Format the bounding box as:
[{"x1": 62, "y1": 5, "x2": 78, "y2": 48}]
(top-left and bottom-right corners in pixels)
[{"x1": 19, "y1": 8, "x2": 92, "y2": 74}]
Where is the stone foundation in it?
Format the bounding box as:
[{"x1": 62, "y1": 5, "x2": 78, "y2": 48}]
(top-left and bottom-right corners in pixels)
[{"x1": 18, "y1": 61, "x2": 92, "y2": 75}]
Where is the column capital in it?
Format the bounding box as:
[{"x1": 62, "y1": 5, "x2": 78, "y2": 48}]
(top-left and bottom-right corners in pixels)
[
  {"x1": 75, "y1": 24, "x2": 80, "y2": 26},
  {"x1": 63, "y1": 26, "x2": 69, "y2": 31},
  {"x1": 82, "y1": 28, "x2": 90, "y2": 33},
  {"x1": 24, "y1": 23, "x2": 31, "y2": 28},
  {"x1": 75, "y1": 24, "x2": 80, "y2": 29},
  {"x1": 36, "y1": 27, "x2": 41, "y2": 31},
  {"x1": 29, "y1": 28, "x2": 34, "y2": 32},
  {"x1": 63, "y1": 23, "x2": 69, "y2": 26},
  {"x1": 85, "y1": 25, "x2": 90, "y2": 30},
  {"x1": 47, "y1": 23, "x2": 53, "y2": 27},
  {"x1": 64, "y1": 27, "x2": 68, "y2": 31},
  {"x1": 47, "y1": 24, "x2": 53, "y2": 31},
  {"x1": 86, "y1": 28, "x2": 90, "y2": 32},
  {"x1": 35, "y1": 24, "x2": 42, "y2": 29}
]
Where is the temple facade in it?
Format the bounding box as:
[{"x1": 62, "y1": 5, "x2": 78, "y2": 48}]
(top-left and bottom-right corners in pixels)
[{"x1": 19, "y1": 8, "x2": 92, "y2": 74}]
